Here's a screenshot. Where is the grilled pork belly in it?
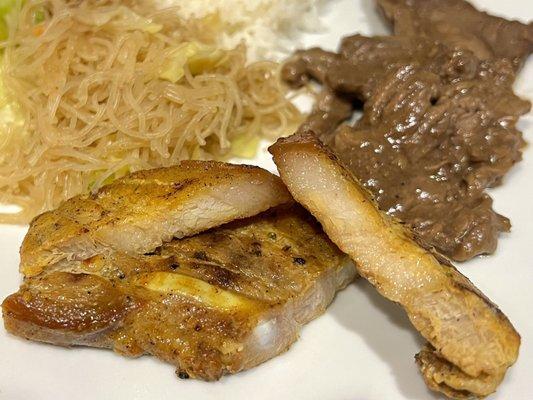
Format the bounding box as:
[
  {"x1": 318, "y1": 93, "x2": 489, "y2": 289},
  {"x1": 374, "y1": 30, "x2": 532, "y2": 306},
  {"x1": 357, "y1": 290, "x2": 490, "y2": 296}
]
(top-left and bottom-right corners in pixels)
[
  {"x1": 3, "y1": 205, "x2": 355, "y2": 380},
  {"x1": 269, "y1": 132, "x2": 520, "y2": 399},
  {"x1": 21, "y1": 161, "x2": 292, "y2": 278}
]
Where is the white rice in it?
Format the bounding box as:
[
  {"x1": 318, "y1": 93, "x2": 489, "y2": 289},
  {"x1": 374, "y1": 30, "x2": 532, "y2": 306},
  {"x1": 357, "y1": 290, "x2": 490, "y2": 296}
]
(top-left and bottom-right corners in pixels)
[{"x1": 155, "y1": 0, "x2": 326, "y2": 61}]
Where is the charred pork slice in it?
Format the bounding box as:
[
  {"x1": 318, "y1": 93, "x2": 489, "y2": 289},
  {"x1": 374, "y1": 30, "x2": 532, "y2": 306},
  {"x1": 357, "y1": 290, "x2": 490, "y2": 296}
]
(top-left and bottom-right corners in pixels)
[
  {"x1": 269, "y1": 132, "x2": 520, "y2": 399},
  {"x1": 20, "y1": 161, "x2": 292, "y2": 278},
  {"x1": 3, "y1": 205, "x2": 355, "y2": 380}
]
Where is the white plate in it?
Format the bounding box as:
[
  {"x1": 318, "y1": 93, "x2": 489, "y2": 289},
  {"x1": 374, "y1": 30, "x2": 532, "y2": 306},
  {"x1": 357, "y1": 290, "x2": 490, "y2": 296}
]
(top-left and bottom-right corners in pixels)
[{"x1": 1, "y1": 1, "x2": 532, "y2": 399}]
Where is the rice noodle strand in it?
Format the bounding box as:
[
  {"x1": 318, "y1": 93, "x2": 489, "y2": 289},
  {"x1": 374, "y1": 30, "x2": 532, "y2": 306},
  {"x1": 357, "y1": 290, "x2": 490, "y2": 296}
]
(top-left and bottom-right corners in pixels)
[{"x1": 0, "y1": 0, "x2": 302, "y2": 224}]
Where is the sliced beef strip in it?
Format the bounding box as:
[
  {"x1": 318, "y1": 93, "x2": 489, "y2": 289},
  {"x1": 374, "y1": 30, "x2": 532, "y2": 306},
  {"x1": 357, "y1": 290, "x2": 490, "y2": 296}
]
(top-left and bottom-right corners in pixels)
[
  {"x1": 283, "y1": 36, "x2": 446, "y2": 100},
  {"x1": 297, "y1": 89, "x2": 353, "y2": 144},
  {"x1": 283, "y1": 48, "x2": 338, "y2": 88},
  {"x1": 281, "y1": 10, "x2": 531, "y2": 261},
  {"x1": 377, "y1": 0, "x2": 533, "y2": 70}
]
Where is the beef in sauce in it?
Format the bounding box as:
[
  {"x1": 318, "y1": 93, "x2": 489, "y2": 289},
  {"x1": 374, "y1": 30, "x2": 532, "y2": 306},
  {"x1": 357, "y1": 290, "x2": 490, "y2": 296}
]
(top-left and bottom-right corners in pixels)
[
  {"x1": 377, "y1": 0, "x2": 533, "y2": 69},
  {"x1": 282, "y1": 0, "x2": 532, "y2": 261}
]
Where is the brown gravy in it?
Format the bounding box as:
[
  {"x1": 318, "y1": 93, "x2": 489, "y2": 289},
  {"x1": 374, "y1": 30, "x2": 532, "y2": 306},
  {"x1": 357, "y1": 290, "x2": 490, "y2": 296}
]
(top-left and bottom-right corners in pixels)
[{"x1": 282, "y1": 0, "x2": 533, "y2": 261}]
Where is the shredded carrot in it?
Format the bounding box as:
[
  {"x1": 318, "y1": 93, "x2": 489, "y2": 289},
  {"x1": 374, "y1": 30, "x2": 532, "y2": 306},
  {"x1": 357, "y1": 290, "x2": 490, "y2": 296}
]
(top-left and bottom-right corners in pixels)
[{"x1": 32, "y1": 24, "x2": 44, "y2": 36}]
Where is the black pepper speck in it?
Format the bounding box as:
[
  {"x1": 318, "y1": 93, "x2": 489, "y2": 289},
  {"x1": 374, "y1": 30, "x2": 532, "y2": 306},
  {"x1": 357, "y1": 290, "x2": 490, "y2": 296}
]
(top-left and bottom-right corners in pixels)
[
  {"x1": 293, "y1": 257, "x2": 306, "y2": 265},
  {"x1": 193, "y1": 251, "x2": 208, "y2": 260}
]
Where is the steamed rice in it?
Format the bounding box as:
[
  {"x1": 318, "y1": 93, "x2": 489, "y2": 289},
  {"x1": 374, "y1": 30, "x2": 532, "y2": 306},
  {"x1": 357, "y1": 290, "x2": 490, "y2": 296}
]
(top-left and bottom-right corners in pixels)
[{"x1": 156, "y1": 0, "x2": 326, "y2": 61}]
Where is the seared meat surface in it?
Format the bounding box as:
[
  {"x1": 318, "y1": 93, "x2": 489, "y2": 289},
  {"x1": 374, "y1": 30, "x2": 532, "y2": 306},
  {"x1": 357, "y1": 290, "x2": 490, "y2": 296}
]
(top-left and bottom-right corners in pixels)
[
  {"x1": 282, "y1": 0, "x2": 532, "y2": 261},
  {"x1": 269, "y1": 132, "x2": 520, "y2": 399},
  {"x1": 21, "y1": 161, "x2": 292, "y2": 277},
  {"x1": 3, "y1": 205, "x2": 355, "y2": 380}
]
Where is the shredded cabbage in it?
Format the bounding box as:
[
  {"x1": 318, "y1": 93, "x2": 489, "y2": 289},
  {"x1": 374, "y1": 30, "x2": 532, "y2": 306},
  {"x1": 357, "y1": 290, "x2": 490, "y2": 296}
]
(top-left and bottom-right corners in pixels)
[
  {"x1": 0, "y1": 0, "x2": 303, "y2": 223},
  {"x1": 0, "y1": 0, "x2": 18, "y2": 40}
]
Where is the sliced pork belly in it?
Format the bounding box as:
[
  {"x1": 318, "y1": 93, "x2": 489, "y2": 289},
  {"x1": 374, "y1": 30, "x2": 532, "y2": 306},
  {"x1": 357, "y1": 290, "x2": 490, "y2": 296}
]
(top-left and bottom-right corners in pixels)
[
  {"x1": 269, "y1": 132, "x2": 520, "y2": 399},
  {"x1": 21, "y1": 161, "x2": 292, "y2": 278},
  {"x1": 4, "y1": 205, "x2": 355, "y2": 380}
]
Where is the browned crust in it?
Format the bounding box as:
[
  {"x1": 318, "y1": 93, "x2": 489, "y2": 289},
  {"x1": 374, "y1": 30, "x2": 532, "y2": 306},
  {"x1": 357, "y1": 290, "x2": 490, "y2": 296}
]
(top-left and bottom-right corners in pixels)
[
  {"x1": 415, "y1": 344, "x2": 504, "y2": 400},
  {"x1": 269, "y1": 131, "x2": 520, "y2": 399},
  {"x1": 271, "y1": 131, "x2": 510, "y2": 318},
  {"x1": 21, "y1": 160, "x2": 292, "y2": 278},
  {"x1": 4, "y1": 204, "x2": 354, "y2": 381}
]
